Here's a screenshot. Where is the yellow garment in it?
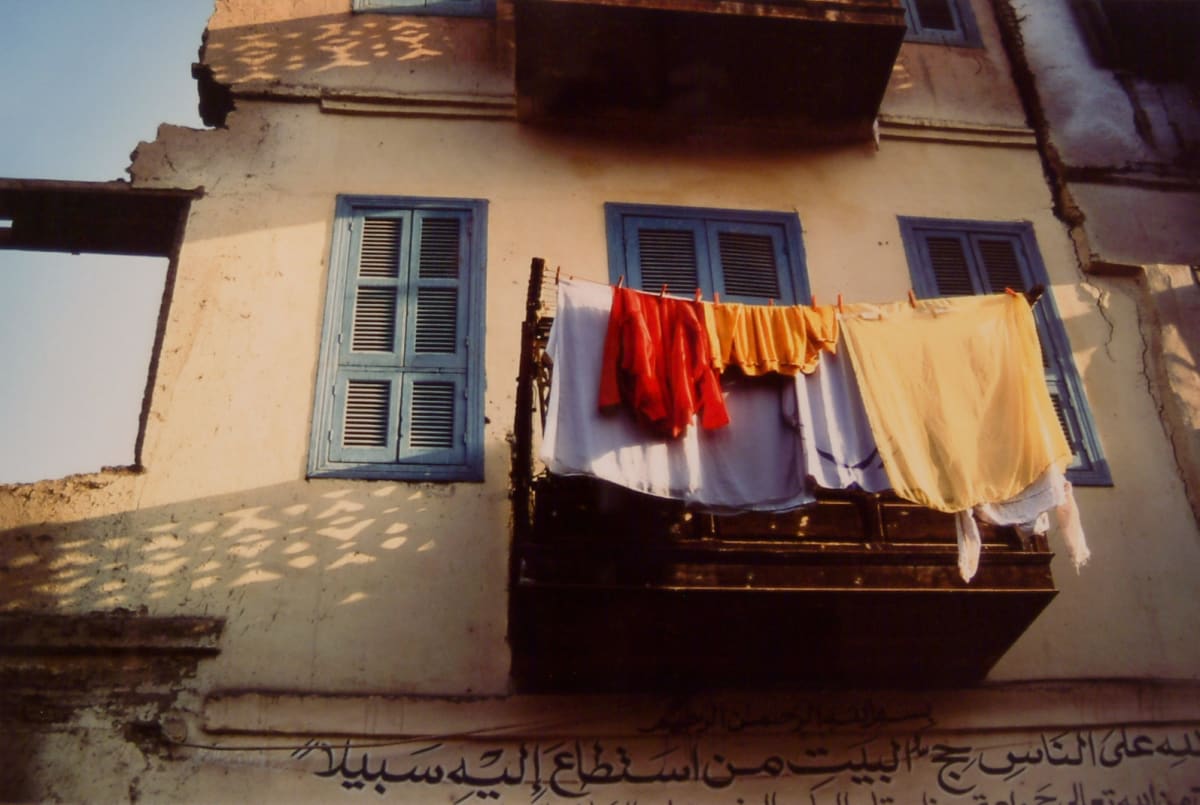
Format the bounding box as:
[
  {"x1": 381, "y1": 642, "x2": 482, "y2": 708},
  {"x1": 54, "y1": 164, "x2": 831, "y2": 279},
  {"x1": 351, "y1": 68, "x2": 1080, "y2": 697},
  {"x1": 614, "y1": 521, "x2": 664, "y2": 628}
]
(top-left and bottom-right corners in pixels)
[
  {"x1": 801, "y1": 304, "x2": 839, "y2": 374},
  {"x1": 702, "y1": 301, "x2": 838, "y2": 376},
  {"x1": 840, "y1": 294, "x2": 1072, "y2": 513}
]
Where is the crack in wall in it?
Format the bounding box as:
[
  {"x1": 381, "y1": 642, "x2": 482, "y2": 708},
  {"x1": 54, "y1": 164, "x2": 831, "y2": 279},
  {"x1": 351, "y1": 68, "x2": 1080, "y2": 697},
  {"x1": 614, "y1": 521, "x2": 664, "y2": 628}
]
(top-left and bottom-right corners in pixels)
[
  {"x1": 990, "y1": 1, "x2": 1118, "y2": 365},
  {"x1": 1134, "y1": 275, "x2": 1200, "y2": 534}
]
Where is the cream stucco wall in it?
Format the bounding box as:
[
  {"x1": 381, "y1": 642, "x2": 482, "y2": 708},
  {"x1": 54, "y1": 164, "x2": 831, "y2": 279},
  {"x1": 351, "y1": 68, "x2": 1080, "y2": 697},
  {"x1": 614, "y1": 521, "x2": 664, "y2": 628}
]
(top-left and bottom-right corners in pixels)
[
  {"x1": 2, "y1": 100, "x2": 1197, "y2": 696},
  {"x1": 5, "y1": 1, "x2": 1200, "y2": 801}
]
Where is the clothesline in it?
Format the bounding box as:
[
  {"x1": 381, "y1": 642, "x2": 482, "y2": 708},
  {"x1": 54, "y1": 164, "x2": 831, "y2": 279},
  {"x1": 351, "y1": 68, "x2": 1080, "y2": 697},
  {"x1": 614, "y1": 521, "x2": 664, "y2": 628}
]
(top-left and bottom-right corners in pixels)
[{"x1": 549, "y1": 266, "x2": 1046, "y2": 310}]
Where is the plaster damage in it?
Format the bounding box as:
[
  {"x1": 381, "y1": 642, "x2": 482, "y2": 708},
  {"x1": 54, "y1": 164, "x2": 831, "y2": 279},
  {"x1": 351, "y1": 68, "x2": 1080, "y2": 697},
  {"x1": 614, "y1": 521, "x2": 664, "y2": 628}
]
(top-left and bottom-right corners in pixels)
[{"x1": 2, "y1": 0, "x2": 1200, "y2": 801}]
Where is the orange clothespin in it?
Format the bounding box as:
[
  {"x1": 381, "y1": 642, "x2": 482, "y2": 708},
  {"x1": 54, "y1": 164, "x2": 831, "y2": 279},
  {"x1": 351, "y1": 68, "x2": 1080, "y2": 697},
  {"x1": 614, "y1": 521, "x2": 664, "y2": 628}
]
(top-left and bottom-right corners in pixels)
[
  {"x1": 769, "y1": 298, "x2": 775, "y2": 306},
  {"x1": 694, "y1": 288, "x2": 703, "y2": 303},
  {"x1": 811, "y1": 293, "x2": 818, "y2": 308},
  {"x1": 713, "y1": 292, "x2": 721, "y2": 305},
  {"x1": 660, "y1": 284, "x2": 668, "y2": 298},
  {"x1": 908, "y1": 289, "x2": 917, "y2": 308},
  {"x1": 1004, "y1": 287, "x2": 1018, "y2": 297},
  {"x1": 616, "y1": 275, "x2": 625, "y2": 289},
  {"x1": 837, "y1": 293, "x2": 844, "y2": 313}
]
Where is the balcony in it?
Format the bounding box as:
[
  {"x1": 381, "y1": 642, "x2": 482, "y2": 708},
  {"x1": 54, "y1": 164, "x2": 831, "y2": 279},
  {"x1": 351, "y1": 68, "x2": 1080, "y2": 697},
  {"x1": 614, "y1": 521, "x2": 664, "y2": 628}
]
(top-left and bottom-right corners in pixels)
[
  {"x1": 510, "y1": 259, "x2": 1058, "y2": 691},
  {"x1": 512, "y1": 0, "x2": 908, "y2": 142}
]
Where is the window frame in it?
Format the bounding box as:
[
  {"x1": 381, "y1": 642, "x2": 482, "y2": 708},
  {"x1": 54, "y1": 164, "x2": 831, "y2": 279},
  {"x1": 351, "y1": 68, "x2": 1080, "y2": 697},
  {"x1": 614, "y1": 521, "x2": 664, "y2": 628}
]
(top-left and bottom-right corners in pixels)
[
  {"x1": 898, "y1": 216, "x2": 1112, "y2": 486},
  {"x1": 352, "y1": 0, "x2": 496, "y2": 18},
  {"x1": 603, "y1": 202, "x2": 810, "y2": 305},
  {"x1": 899, "y1": 0, "x2": 982, "y2": 47},
  {"x1": 308, "y1": 195, "x2": 487, "y2": 482}
]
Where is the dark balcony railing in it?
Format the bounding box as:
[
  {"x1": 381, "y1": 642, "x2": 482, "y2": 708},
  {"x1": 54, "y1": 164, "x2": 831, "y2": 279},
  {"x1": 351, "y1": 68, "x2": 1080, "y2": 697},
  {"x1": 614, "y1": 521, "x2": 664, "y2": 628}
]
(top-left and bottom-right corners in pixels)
[{"x1": 510, "y1": 258, "x2": 1058, "y2": 692}]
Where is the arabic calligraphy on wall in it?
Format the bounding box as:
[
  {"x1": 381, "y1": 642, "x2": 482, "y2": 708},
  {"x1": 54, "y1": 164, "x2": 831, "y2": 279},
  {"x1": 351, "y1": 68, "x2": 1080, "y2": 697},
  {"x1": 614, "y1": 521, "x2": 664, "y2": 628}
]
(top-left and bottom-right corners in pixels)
[{"x1": 288, "y1": 725, "x2": 1200, "y2": 803}]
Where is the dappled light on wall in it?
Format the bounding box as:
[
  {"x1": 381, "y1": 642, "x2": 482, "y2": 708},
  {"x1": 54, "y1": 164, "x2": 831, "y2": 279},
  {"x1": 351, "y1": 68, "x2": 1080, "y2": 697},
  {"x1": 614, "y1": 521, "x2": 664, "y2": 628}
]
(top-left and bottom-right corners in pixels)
[
  {"x1": 204, "y1": 15, "x2": 449, "y2": 86},
  {"x1": 0, "y1": 483, "x2": 448, "y2": 613}
]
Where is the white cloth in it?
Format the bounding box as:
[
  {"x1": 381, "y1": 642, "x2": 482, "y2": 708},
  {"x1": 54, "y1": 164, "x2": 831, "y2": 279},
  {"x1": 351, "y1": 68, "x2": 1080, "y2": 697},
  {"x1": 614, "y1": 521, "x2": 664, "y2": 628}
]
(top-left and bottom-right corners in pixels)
[
  {"x1": 957, "y1": 466, "x2": 1091, "y2": 581},
  {"x1": 783, "y1": 344, "x2": 890, "y2": 493},
  {"x1": 540, "y1": 278, "x2": 814, "y2": 513},
  {"x1": 975, "y1": 466, "x2": 1090, "y2": 570}
]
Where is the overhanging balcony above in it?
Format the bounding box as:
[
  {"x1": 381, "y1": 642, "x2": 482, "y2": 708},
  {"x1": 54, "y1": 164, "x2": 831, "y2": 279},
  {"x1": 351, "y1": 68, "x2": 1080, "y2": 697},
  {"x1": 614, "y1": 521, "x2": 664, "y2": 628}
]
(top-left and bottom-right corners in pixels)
[{"x1": 513, "y1": 0, "x2": 907, "y2": 142}]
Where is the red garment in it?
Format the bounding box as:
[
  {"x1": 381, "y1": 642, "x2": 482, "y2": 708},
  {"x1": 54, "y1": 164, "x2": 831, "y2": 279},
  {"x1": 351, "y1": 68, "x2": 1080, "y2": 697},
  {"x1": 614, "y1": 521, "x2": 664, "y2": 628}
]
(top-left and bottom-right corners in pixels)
[{"x1": 599, "y1": 286, "x2": 729, "y2": 438}]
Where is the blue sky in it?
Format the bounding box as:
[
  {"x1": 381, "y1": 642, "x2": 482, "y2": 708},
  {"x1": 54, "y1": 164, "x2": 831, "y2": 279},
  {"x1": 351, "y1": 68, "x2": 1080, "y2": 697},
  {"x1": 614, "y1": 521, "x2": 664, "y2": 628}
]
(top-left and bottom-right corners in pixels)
[{"x1": 0, "y1": 1, "x2": 213, "y2": 484}]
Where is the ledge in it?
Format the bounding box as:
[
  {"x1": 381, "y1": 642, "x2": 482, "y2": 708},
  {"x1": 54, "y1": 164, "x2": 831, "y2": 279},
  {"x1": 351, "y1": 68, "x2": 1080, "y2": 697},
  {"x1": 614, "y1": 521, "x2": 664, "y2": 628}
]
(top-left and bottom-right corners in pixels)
[
  {"x1": 877, "y1": 115, "x2": 1038, "y2": 148},
  {"x1": 203, "y1": 680, "x2": 1200, "y2": 738}
]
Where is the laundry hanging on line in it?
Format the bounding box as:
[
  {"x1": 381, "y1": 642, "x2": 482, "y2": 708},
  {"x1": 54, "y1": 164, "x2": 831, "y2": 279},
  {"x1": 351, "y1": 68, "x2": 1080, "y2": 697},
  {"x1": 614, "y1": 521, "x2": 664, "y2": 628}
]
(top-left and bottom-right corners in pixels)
[
  {"x1": 542, "y1": 278, "x2": 814, "y2": 513},
  {"x1": 540, "y1": 275, "x2": 1088, "y2": 582}
]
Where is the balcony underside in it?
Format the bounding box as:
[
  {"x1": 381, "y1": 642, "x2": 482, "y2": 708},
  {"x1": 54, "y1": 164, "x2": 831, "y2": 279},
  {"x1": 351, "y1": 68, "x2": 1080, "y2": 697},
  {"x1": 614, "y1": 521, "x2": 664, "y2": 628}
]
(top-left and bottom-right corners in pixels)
[
  {"x1": 511, "y1": 476, "x2": 1057, "y2": 691},
  {"x1": 513, "y1": 0, "x2": 907, "y2": 142}
]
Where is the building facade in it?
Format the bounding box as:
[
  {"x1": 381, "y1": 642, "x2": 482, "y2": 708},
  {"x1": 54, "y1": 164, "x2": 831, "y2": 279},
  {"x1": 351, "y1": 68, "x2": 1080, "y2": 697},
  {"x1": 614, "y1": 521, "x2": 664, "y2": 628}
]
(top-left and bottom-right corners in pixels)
[{"x1": 1, "y1": 0, "x2": 1199, "y2": 801}]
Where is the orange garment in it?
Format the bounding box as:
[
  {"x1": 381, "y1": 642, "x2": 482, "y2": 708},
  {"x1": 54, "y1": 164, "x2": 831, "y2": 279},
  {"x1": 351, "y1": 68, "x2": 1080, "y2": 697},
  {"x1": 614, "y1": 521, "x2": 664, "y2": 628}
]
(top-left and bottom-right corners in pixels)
[
  {"x1": 599, "y1": 286, "x2": 730, "y2": 439},
  {"x1": 703, "y1": 301, "x2": 839, "y2": 376}
]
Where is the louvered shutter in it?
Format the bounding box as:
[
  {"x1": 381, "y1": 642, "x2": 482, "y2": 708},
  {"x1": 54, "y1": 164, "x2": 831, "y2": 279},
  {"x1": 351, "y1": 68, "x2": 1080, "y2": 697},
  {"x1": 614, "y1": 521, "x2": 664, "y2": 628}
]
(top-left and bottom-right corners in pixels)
[
  {"x1": 326, "y1": 208, "x2": 471, "y2": 468},
  {"x1": 622, "y1": 214, "x2": 799, "y2": 305},
  {"x1": 331, "y1": 372, "x2": 401, "y2": 462},
  {"x1": 395, "y1": 212, "x2": 469, "y2": 465},
  {"x1": 623, "y1": 216, "x2": 708, "y2": 297},
  {"x1": 919, "y1": 235, "x2": 976, "y2": 296},
  {"x1": 329, "y1": 214, "x2": 410, "y2": 462},
  {"x1": 708, "y1": 222, "x2": 796, "y2": 304},
  {"x1": 341, "y1": 215, "x2": 409, "y2": 364}
]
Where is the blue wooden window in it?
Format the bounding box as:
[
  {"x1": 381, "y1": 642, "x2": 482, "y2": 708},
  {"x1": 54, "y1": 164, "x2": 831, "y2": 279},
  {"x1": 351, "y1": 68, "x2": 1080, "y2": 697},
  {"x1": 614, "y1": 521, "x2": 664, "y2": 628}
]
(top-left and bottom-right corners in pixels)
[
  {"x1": 309, "y1": 196, "x2": 487, "y2": 481},
  {"x1": 899, "y1": 0, "x2": 981, "y2": 46},
  {"x1": 352, "y1": 0, "x2": 495, "y2": 18},
  {"x1": 604, "y1": 203, "x2": 809, "y2": 305},
  {"x1": 899, "y1": 217, "x2": 1111, "y2": 486}
]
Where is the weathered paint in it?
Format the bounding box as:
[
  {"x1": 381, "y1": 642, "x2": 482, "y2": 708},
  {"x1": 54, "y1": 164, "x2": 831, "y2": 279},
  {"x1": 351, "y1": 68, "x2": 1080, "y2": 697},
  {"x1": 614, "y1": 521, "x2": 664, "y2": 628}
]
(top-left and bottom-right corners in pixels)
[{"x1": 1, "y1": 0, "x2": 1199, "y2": 800}]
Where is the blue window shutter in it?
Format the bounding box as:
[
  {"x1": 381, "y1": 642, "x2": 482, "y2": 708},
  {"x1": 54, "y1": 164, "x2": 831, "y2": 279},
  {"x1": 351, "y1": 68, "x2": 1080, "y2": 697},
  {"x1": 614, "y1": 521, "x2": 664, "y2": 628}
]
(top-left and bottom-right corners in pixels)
[
  {"x1": 606, "y1": 204, "x2": 807, "y2": 306},
  {"x1": 397, "y1": 372, "x2": 467, "y2": 465},
  {"x1": 911, "y1": 0, "x2": 957, "y2": 31},
  {"x1": 707, "y1": 220, "x2": 797, "y2": 304},
  {"x1": 899, "y1": 218, "x2": 1111, "y2": 485},
  {"x1": 330, "y1": 370, "x2": 400, "y2": 463},
  {"x1": 899, "y1": 0, "x2": 981, "y2": 46},
  {"x1": 340, "y1": 214, "x2": 411, "y2": 367},
  {"x1": 402, "y1": 212, "x2": 470, "y2": 370},
  {"x1": 621, "y1": 215, "x2": 708, "y2": 297},
  {"x1": 310, "y1": 197, "x2": 485, "y2": 481}
]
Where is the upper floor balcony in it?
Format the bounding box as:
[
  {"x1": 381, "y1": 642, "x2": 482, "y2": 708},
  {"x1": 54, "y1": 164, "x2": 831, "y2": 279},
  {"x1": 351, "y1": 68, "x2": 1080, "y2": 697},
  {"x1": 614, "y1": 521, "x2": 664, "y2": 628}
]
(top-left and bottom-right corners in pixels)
[
  {"x1": 512, "y1": 0, "x2": 908, "y2": 142},
  {"x1": 509, "y1": 259, "x2": 1059, "y2": 692}
]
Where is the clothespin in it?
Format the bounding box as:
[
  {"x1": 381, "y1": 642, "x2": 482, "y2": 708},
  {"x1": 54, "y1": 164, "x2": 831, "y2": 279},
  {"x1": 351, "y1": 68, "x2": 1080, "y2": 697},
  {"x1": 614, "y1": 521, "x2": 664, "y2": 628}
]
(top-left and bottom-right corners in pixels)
[
  {"x1": 616, "y1": 275, "x2": 625, "y2": 289},
  {"x1": 837, "y1": 293, "x2": 844, "y2": 313},
  {"x1": 769, "y1": 298, "x2": 775, "y2": 306},
  {"x1": 1004, "y1": 286, "x2": 1018, "y2": 297},
  {"x1": 660, "y1": 284, "x2": 668, "y2": 298},
  {"x1": 694, "y1": 288, "x2": 703, "y2": 303},
  {"x1": 907, "y1": 289, "x2": 917, "y2": 308},
  {"x1": 554, "y1": 266, "x2": 561, "y2": 285},
  {"x1": 811, "y1": 293, "x2": 817, "y2": 307},
  {"x1": 713, "y1": 292, "x2": 720, "y2": 305}
]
